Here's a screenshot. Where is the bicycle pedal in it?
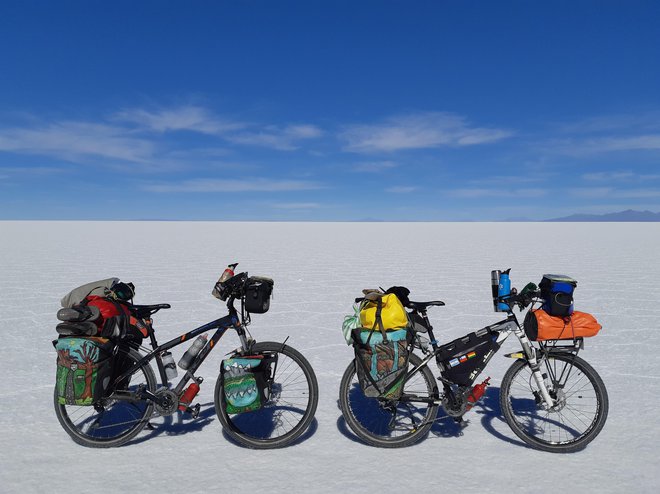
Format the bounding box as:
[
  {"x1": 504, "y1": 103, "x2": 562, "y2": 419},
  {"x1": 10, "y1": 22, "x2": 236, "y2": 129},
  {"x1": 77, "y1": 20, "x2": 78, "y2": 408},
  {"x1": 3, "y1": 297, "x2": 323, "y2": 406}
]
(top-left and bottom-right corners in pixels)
[{"x1": 188, "y1": 403, "x2": 201, "y2": 419}]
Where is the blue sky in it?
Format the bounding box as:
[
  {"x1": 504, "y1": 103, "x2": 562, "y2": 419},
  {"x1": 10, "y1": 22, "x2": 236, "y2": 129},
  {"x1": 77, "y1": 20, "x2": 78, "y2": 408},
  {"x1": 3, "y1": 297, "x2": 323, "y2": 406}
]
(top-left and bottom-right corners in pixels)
[{"x1": 1, "y1": 1, "x2": 659, "y2": 220}]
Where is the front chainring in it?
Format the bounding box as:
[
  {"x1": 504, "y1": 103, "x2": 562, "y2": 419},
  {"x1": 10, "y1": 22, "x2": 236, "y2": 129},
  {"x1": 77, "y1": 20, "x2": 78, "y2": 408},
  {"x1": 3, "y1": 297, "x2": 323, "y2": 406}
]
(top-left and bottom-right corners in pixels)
[
  {"x1": 441, "y1": 389, "x2": 469, "y2": 417},
  {"x1": 153, "y1": 388, "x2": 179, "y2": 416}
]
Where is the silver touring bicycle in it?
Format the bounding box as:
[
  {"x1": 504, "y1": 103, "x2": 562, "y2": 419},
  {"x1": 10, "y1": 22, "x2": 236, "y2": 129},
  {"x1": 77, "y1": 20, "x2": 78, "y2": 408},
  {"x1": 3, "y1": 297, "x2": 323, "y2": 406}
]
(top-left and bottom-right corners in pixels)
[{"x1": 339, "y1": 270, "x2": 608, "y2": 452}]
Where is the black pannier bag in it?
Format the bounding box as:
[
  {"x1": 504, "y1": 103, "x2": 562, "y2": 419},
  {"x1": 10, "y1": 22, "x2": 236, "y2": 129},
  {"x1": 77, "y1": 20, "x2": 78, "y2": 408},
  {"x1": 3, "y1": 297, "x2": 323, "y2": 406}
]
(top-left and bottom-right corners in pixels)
[
  {"x1": 437, "y1": 328, "x2": 500, "y2": 386},
  {"x1": 539, "y1": 274, "x2": 577, "y2": 317},
  {"x1": 244, "y1": 277, "x2": 274, "y2": 314}
]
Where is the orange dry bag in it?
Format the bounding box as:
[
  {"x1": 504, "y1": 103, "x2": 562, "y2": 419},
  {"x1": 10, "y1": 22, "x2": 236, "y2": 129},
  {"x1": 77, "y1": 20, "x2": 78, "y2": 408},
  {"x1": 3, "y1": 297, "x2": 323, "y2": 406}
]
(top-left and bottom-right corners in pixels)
[{"x1": 524, "y1": 309, "x2": 601, "y2": 341}]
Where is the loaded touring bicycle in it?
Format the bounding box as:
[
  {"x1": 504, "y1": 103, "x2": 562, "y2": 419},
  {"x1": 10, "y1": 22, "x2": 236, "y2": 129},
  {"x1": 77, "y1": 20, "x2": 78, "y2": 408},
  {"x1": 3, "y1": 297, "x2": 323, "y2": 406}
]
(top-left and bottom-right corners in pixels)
[
  {"x1": 339, "y1": 270, "x2": 608, "y2": 452},
  {"x1": 54, "y1": 264, "x2": 319, "y2": 449}
]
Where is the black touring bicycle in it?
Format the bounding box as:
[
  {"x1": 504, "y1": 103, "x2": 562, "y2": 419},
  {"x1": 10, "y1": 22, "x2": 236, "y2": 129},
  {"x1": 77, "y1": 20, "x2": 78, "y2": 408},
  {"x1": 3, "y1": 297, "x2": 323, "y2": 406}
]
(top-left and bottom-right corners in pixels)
[
  {"x1": 54, "y1": 265, "x2": 319, "y2": 449},
  {"x1": 339, "y1": 270, "x2": 609, "y2": 453}
]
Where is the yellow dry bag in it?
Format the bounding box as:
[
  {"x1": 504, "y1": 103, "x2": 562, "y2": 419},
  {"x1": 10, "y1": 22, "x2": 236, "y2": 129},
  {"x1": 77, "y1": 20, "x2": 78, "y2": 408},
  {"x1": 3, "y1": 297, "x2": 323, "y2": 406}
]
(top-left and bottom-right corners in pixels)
[{"x1": 359, "y1": 293, "x2": 408, "y2": 331}]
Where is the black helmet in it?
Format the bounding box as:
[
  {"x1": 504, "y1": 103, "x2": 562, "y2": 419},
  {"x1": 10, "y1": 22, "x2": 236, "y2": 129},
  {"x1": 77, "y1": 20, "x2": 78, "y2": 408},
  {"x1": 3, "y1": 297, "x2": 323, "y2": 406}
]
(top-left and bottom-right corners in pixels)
[{"x1": 111, "y1": 281, "x2": 135, "y2": 302}]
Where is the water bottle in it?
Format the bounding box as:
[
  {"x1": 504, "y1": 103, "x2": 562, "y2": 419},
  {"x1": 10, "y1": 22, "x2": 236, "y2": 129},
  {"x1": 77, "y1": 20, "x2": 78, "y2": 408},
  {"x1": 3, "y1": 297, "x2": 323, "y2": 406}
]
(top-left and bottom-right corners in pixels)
[
  {"x1": 498, "y1": 269, "x2": 511, "y2": 311},
  {"x1": 219, "y1": 263, "x2": 238, "y2": 283},
  {"x1": 161, "y1": 351, "x2": 178, "y2": 381},
  {"x1": 491, "y1": 270, "x2": 501, "y2": 312},
  {"x1": 178, "y1": 334, "x2": 208, "y2": 370}
]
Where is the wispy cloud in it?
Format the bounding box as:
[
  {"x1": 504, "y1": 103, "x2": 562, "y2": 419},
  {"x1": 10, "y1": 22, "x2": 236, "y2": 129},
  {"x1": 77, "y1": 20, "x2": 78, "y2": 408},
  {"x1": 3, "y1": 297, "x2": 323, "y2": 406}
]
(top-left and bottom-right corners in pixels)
[
  {"x1": 582, "y1": 171, "x2": 636, "y2": 181},
  {"x1": 555, "y1": 113, "x2": 660, "y2": 135},
  {"x1": 568, "y1": 187, "x2": 660, "y2": 199},
  {"x1": 341, "y1": 112, "x2": 513, "y2": 153},
  {"x1": 0, "y1": 166, "x2": 71, "y2": 175},
  {"x1": 0, "y1": 121, "x2": 156, "y2": 163},
  {"x1": 0, "y1": 105, "x2": 325, "y2": 169},
  {"x1": 385, "y1": 186, "x2": 416, "y2": 193},
  {"x1": 114, "y1": 105, "x2": 245, "y2": 134},
  {"x1": 449, "y1": 187, "x2": 547, "y2": 199},
  {"x1": 353, "y1": 161, "x2": 398, "y2": 172},
  {"x1": 271, "y1": 202, "x2": 321, "y2": 209},
  {"x1": 144, "y1": 178, "x2": 324, "y2": 193},
  {"x1": 226, "y1": 124, "x2": 323, "y2": 150}
]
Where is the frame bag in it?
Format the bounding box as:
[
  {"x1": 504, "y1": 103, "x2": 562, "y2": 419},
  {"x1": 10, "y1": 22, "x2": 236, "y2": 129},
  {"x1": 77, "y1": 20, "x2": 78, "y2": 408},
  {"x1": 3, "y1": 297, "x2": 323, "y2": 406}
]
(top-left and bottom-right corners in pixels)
[
  {"x1": 55, "y1": 337, "x2": 114, "y2": 406},
  {"x1": 436, "y1": 329, "x2": 500, "y2": 386}
]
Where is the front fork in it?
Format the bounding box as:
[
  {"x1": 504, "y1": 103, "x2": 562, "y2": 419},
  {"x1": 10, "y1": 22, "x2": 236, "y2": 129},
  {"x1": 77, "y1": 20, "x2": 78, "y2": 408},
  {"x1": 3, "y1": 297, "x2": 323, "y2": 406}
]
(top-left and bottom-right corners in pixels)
[{"x1": 513, "y1": 326, "x2": 555, "y2": 409}]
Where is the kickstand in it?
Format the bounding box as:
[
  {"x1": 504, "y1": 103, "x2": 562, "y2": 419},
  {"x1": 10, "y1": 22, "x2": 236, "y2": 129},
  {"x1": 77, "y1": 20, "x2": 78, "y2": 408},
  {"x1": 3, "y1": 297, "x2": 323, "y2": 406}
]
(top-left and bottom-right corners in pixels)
[{"x1": 454, "y1": 416, "x2": 469, "y2": 428}]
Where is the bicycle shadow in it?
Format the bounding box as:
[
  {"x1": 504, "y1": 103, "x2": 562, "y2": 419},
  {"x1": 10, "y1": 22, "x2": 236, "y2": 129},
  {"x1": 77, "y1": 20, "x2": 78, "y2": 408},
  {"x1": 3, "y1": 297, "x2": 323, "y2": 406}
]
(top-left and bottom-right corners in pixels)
[
  {"x1": 336, "y1": 384, "x2": 529, "y2": 448},
  {"x1": 130, "y1": 402, "x2": 318, "y2": 447},
  {"x1": 464, "y1": 386, "x2": 529, "y2": 448},
  {"x1": 128, "y1": 401, "x2": 218, "y2": 445},
  {"x1": 220, "y1": 416, "x2": 319, "y2": 449}
]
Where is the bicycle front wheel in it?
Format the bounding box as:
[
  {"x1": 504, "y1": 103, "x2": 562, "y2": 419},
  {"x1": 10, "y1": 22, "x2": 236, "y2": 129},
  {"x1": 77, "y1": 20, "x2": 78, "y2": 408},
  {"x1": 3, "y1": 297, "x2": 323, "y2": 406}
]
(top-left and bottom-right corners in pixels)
[
  {"x1": 215, "y1": 341, "x2": 319, "y2": 449},
  {"x1": 339, "y1": 352, "x2": 439, "y2": 448},
  {"x1": 54, "y1": 347, "x2": 157, "y2": 448},
  {"x1": 500, "y1": 354, "x2": 608, "y2": 453}
]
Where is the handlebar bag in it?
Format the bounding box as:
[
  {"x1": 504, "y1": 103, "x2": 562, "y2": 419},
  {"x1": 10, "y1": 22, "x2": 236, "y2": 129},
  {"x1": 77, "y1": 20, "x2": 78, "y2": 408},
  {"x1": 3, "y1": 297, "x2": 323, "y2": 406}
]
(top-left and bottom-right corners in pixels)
[
  {"x1": 359, "y1": 293, "x2": 408, "y2": 332},
  {"x1": 221, "y1": 355, "x2": 275, "y2": 414},
  {"x1": 539, "y1": 274, "x2": 577, "y2": 317},
  {"x1": 354, "y1": 329, "x2": 411, "y2": 399},
  {"x1": 524, "y1": 309, "x2": 601, "y2": 341},
  {"x1": 54, "y1": 337, "x2": 114, "y2": 406},
  {"x1": 244, "y1": 277, "x2": 274, "y2": 314}
]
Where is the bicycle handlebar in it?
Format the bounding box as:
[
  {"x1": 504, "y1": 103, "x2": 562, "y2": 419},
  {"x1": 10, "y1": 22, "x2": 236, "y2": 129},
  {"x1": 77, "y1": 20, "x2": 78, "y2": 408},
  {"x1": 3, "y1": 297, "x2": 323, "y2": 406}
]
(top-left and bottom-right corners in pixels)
[{"x1": 498, "y1": 283, "x2": 540, "y2": 311}]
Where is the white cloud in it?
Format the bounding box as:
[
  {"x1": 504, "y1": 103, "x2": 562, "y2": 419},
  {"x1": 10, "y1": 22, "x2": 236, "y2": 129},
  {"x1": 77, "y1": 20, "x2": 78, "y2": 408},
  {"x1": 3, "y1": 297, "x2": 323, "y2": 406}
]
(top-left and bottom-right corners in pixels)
[
  {"x1": 227, "y1": 124, "x2": 323, "y2": 150},
  {"x1": 144, "y1": 178, "x2": 323, "y2": 193},
  {"x1": 555, "y1": 113, "x2": 660, "y2": 135},
  {"x1": 353, "y1": 161, "x2": 398, "y2": 172},
  {"x1": 590, "y1": 135, "x2": 660, "y2": 152},
  {"x1": 341, "y1": 112, "x2": 513, "y2": 153},
  {"x1": 449, "y1": 188, "x2": 547, "y2": 199},
  {"x1": 582, "y1": 171, "x2": 636, "y2": 181},
  {"x1": 385, "y1": 186, "x2": 416, "y2": 193},
  {"x1": 545, "y1": 134, "x2": 660, "y2": 157},
  {"x1": 568, "y1": 187, "x2": 660, "y2": 199},
  {"x1": 114, "y1": 105, "x2": 245, "y2": 134},
  {"x1": 271, "y1": 202, "x2": 321, "y2": 209},
  {"x1": 0, "y1": 122, "x2": 156, "y2": 163}
]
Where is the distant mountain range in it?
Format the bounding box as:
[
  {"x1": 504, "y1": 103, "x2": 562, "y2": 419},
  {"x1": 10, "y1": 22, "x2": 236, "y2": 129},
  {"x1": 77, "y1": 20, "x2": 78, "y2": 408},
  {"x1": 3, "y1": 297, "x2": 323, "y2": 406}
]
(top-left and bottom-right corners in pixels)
[{"x1": 544, "y1": 209, "x2": 660, "y2": 222}]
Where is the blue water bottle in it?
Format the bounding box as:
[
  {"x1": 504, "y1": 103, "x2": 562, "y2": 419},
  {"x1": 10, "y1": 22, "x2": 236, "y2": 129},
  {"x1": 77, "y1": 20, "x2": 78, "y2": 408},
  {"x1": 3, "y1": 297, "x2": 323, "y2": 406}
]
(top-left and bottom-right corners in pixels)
[{"x1": 498, "y1": 268, "x2": 511, "y2": 311}]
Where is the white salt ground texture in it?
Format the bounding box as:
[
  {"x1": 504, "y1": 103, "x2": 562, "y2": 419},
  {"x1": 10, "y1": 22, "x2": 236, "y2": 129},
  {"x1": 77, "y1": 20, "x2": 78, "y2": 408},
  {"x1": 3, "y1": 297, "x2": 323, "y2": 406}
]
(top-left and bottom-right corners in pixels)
[{"x1": 0, "y1": 221, "x2": 658, "y2": 493}]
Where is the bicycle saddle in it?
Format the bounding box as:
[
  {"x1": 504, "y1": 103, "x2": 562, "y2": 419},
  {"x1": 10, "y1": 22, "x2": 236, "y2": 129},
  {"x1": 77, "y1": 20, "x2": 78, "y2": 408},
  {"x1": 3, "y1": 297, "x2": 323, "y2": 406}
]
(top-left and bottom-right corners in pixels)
[
  {"x1": 131, "y1": 303, "x2": 171, "y2": 318},
  {"x1": 407, "y1": 300, "x2": 445, "y2": 311}
]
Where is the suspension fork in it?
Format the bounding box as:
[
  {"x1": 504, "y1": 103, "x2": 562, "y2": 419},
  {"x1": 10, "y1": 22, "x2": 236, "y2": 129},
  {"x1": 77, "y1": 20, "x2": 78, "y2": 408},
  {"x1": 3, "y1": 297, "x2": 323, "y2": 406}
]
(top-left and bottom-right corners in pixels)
[{"x1": 513, "y1": 326, "x2": 555, "y2": 408}]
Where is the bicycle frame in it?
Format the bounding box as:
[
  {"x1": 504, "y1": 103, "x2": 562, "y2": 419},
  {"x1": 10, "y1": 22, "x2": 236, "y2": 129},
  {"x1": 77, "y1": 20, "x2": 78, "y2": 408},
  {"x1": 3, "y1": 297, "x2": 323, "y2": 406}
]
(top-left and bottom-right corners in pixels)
[
  {"x1": 113, "y1": 298, "x2": 253, "y2": 406},
  {"x1": 404, "y1": 311, "x2": 559, "y2": 409}
]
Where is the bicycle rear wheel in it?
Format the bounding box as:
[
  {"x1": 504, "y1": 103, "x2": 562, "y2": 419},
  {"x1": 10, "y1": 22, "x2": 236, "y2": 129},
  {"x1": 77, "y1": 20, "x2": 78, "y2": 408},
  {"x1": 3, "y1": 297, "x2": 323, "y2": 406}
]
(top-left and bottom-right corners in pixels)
[
  {"x1": 500, "y1": 354, "x2": 608, "y2": 453},
  {"x1": 54, "y1": 347, "x2": 156, "y2": 448},
  {"x1": 339, "y1": 352, "x2": 439, "y2": 447},
  {"x1": 215, "y1": 341, "x2": 318, "y2": 449}
]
